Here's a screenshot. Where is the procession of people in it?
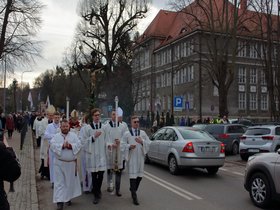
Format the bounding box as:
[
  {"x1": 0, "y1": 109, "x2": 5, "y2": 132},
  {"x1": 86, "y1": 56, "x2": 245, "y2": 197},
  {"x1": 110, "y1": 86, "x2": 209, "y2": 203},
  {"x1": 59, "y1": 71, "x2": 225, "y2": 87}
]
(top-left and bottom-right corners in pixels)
[{"x1": 30, "y1": 102, "x2": 151, "y2": 210}]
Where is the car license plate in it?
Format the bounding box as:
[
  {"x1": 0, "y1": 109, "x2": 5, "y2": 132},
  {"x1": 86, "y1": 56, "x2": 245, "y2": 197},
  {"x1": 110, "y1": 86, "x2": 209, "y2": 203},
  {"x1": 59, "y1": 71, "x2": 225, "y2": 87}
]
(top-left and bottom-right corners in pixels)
[
  {"x1": 201, "y1": 147, "x2": 216, "y2": 153},
  {"x1": 248, "y1": 149, "x2": 259, "y2": 153}
]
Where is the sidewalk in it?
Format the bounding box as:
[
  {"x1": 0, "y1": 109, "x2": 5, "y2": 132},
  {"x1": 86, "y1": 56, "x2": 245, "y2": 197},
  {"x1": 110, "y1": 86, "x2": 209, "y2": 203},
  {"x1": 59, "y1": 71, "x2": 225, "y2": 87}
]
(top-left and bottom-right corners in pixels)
[{"x1": 4, "y1": 128, "x2": 39, "y2": 210}]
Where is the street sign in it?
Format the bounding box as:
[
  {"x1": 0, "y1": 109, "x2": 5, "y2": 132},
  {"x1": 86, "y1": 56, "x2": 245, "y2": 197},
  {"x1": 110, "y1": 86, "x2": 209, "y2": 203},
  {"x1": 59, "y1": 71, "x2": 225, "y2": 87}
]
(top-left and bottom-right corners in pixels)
[{"x1": 174, "y1": 96, "x2": 183, "y2": 111}]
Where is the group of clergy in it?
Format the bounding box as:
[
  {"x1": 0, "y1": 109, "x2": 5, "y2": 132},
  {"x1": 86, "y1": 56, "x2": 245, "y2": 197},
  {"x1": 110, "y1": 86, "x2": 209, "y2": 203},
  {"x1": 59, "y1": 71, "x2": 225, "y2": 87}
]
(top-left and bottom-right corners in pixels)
[{"x1": 33, "y1": 105, "x2": 151, "y2": 210}]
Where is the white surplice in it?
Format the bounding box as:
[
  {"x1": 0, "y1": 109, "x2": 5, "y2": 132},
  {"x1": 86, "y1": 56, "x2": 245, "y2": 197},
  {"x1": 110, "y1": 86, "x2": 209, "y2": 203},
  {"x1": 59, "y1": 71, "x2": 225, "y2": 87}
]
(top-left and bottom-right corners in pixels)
[
  {"x1": 79, "y1": 124, "x2": 92, "y2": 192},
  {"x1": 39, "y1": 117, "x2": 49, "y2": 161},
  {"x1": 44, "y1": 122, "x2": 60, "y2": 184},
  {"x1": 82, "y1": 122, "x2": 107, "y2": 173},
  {"x1": 50, "y1": 132, "x2": 82, "y2": 203},
  {"x1": 123, "y1": 129, "x2": 151, "y2": 179},
  {"x1": 104, "y1": 122, "x2": 124, "y2": 170}
]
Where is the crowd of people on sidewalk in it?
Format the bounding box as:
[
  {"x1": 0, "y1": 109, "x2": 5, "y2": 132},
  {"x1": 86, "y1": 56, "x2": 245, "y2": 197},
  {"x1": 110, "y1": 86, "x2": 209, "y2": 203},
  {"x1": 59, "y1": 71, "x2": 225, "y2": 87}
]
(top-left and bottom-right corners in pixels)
[{"x1": 32, "y1": 105, "x2": 151, "y2": 210}]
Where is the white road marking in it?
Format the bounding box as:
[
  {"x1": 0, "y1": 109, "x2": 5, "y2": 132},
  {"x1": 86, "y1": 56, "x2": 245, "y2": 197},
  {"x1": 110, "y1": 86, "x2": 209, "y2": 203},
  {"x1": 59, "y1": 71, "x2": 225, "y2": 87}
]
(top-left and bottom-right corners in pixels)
[
  {"x1": 144, "y1": 171, "x2": 203, "y2": 200},
  {"x1": 220, "y1": 167, "x2": 244, "y2": 176}
]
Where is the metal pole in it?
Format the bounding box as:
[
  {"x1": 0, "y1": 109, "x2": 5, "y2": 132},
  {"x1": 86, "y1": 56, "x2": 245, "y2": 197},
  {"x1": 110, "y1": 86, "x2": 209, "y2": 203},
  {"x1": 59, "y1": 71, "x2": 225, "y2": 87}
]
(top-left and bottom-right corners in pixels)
[
  {"x1": 115, "y1": 96, "x2": 119, "y2": 125},
  {"x1": 3, "y1": 57, "x2": 6, "y2": 113},
  {"x1": 66, "y1": 97, "x2": 70, "y2": 121}
]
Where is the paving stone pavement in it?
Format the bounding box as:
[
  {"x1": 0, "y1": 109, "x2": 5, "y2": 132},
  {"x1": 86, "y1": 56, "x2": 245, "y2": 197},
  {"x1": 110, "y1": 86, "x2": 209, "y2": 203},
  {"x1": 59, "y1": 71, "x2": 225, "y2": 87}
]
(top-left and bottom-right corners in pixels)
[{"x1": 4, "y1": 128, "x2": 39, "y2": 210}]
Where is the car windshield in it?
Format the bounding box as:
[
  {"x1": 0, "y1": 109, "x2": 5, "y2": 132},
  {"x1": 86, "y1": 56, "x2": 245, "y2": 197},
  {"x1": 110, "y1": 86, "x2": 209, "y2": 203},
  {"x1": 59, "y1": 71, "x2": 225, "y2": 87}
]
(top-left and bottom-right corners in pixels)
[
  {"x1": 204, "y1": 125, "x2": 224, "y2": 134},
  {"x1": 178, "y1": 128, "x2": 215, "y2": 140},
  {"x1": 245, "y1": 128, "x2": 271, "y2": 135}
]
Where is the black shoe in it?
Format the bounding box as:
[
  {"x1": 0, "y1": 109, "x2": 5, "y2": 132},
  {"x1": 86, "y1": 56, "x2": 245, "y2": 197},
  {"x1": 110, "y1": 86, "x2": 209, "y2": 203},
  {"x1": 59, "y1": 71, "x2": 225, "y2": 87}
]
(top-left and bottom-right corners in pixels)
[
  {"x1": 93, "y1": 197, "x2": 99, "y2": 204},
  {"x1": 66, "y1": 200, "x2": 72, "y2": 206},
  {"x1": 133, "y1": 197, "x2": 139, "y2": 205},
  {"x1": 116, "y1": 191, "x2": 122, "y2": 197},
  {"x1": 57, "y1": 202, "x2": 63, "y2": 210},
  {"x1": 132, "y1": 193, "x2": 139, "y2": 205}
]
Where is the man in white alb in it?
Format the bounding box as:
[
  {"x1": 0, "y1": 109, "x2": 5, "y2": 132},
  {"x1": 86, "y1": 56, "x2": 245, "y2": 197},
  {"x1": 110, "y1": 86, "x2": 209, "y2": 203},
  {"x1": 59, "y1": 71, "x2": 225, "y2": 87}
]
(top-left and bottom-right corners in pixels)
[{"x1": 50, "y1": 119, "x2": 82, "y2": 210}]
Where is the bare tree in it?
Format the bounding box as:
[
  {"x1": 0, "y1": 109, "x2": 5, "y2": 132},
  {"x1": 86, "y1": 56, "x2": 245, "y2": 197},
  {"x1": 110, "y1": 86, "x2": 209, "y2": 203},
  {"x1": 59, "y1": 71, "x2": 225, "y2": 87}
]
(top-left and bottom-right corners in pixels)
[
  {"x1": 171, "y1": 0, "x2": 251, "y2": 117},
  {"x1": 0, "y1": 0, "x2": 43, "y2": 67},
  {"x1": 249, "y1": 0, "x2": 280, "y2": 120},
  {"x1": 76, "y1": 0, "x2": 150, "y2": 76}
]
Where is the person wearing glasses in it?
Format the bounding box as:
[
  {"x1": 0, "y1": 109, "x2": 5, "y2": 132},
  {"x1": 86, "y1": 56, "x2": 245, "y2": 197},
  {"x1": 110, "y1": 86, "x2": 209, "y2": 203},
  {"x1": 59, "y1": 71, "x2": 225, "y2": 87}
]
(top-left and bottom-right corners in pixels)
[
  {"x1": 81, "y1": 108, "x2": 107, "y2": 204},
  {"x1": 123, "y1": 115, "x2": 151, "y2": 205}
]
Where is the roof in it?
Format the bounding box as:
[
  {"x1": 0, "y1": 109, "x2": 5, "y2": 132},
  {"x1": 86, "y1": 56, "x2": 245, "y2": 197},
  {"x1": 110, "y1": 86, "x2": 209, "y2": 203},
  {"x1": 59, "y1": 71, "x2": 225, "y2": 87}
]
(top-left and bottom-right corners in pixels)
[{"x1": 136, "y1": 0, "x2": 279, "y2": 51}]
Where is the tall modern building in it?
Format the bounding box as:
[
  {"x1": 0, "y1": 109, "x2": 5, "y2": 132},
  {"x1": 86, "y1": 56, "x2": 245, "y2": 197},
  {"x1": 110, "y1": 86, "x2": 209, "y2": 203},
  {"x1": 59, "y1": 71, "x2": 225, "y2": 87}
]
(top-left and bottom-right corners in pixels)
[{"x1": 132, "y1": 0, "x2": 280, "y2": 121}]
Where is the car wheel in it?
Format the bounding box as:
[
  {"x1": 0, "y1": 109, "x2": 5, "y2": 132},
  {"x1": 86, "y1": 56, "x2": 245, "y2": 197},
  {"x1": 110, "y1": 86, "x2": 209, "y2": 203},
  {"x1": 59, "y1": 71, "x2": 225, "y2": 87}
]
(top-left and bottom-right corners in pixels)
[
  {"x1": 206, "y1": 167, "x2": 219, "y2": 175},
  {"x1": 231, "y1": 142, "x2": 239, "y2": 155},
  {"x1": 275, "y1": 146, "x2": 280, "y2": 152},
  {"x1": 168, "y1": 155, "x2": 179, "y2": 175},
  {"x1": 240, "y1": 154, "x2": 248, "y2": 161},
  {"x1": 249, "y1": 173, "x2": 272, "y2": 208},
  {"x1": 144, "y1": 154, "x2": 151, "y2": 164}
]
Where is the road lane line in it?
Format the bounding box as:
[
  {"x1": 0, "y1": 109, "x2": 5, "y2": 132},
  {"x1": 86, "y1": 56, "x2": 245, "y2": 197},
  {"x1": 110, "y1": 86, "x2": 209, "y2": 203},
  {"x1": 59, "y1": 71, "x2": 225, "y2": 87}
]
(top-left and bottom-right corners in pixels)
[
  {"x1": 220, "y1": 168, "x2": 244, "y2": 176},
  {"x1": 144, "y1": 171, "x2": 203, "y2": 200},
  {"x1": 144, "y1": 174, "x2": 194, "y2": 200}
]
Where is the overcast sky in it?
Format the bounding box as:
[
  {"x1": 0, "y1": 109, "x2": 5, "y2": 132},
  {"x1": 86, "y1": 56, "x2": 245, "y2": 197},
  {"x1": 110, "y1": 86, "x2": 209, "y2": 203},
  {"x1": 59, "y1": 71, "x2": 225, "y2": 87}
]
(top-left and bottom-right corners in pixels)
[{"x1": 5, "y1": 0, "x2": 171, "y2": 87}]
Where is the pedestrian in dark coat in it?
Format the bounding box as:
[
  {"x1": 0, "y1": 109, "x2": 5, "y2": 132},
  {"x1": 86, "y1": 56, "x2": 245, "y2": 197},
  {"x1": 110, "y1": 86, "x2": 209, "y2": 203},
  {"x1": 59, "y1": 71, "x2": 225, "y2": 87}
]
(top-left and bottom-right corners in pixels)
[{"x1": 0, "y1": 137, "x2": 21, "y2": 210}]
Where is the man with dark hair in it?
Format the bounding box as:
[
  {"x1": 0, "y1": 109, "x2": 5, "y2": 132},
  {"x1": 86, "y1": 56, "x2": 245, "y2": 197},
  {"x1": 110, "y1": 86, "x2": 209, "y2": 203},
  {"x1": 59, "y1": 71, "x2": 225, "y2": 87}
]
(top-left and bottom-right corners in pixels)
[{"x1": 81, "y1": 108, "x2": 107, "y2": 204}]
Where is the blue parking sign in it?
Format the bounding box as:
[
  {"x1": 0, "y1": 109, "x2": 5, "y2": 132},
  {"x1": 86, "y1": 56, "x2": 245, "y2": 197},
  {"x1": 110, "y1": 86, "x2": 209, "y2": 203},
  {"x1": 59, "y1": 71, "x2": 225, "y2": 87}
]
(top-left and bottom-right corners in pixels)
[{"x1": 174, "y1": 96, "x2": 183, "y2": 111}]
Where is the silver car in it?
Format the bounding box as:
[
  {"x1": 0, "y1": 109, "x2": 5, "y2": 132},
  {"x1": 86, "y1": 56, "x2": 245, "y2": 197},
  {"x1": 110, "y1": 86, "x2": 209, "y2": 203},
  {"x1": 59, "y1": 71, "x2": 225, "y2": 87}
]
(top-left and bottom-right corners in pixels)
[
  {"x1": 244, "y1": 151, "x2": 280, "y2": 208},
  {"x1": 146, "y1": 126, "x2": 225, "y2": 175},
  {"x1": 239, "y1": 125, "x2": 280, "y2": 160}
]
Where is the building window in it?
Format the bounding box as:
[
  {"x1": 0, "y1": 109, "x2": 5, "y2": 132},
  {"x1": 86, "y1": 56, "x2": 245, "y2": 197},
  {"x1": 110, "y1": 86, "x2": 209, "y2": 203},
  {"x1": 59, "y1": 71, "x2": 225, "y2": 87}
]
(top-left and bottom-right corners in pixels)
[
  {"x1": 238, "y1": 41, "x2": 246, "y2": 57},
  {"x1": 156, "y1": 75, "x2": 160, "y2": 88},
  {"x1": 250, "y1": 43, "x2": 258, "y2": 58},
  {"x1": 250, "y1": 68, "x2": 257, "y2": 84},
  {"x1": 260, "y1": 71, "x2": 266, "y2": 85},
  {"x1": 174, "y1": 45, "x2": 180, "y2": 61},
  {"x1": 188, "y1": 93, "x2": 194, "y2": 109},
  {"x1": 167, "y1": 49, "x2": 171, "y2": 64},
  {"x1": 166, "y1": 72, "x2": 171, "y2": 87},
  {"x1": 167, "y1": 95, "x2": 171, "y2": 111},
  {"x1": 260, "y1": 94, "x2": 268, "y2": 110},
  {"x1": 238, "y1": 93, "x2": 246, "y2": 110},
  {"x1": 188, "y1": 65, "x2": 194, "y2": 81},
  {"x1": 275, "y1": 96, "x2": 279, "y2": 111},
  {"x1": 238, "y1": 67, "x2": 246, "y2": 83},
  {"x1": 249, "y1": 93, "x2": 257, "y2": 110},
  {"x1": 182, "y1": 67, "x2": 187, "y2": 83}
]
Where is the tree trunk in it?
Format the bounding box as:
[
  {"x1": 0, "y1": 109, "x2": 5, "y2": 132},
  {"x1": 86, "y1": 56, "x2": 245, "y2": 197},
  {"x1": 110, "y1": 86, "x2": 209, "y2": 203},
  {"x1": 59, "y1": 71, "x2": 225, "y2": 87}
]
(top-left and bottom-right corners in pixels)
[{"x1": 218, "y1": 84, "x2": 229, "y2": 117}]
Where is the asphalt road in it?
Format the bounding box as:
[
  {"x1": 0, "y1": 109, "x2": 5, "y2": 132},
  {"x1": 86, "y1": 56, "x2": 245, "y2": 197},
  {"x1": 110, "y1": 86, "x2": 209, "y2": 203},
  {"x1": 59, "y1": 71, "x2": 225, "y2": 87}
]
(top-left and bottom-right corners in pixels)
[{"x1": 34, "y1": 149, "x2": 280, "y2": 210}]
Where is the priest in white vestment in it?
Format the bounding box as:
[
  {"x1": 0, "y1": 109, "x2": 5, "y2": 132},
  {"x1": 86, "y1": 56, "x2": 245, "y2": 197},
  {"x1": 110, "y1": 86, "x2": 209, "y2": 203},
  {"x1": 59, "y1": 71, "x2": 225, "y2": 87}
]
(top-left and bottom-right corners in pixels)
[
  {"x1": 82, "y1": 108, "x2": 107, "y2": 204},
  {"x1": 50, "y1": 119, "x2": 82, "y2": 210},
  {"x1": 123, "y1": 115, "x2": 150, "y2": 205}
]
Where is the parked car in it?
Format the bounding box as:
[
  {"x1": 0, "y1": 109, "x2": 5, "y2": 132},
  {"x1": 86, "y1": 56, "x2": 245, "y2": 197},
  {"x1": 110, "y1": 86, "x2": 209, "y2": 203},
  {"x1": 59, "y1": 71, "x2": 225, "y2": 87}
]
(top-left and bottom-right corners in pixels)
[
  {"x1": 228, "y1": 118, "x2": 254, "y2": 126},
  {"x1": 202, "y1": 124, "x2": 247, "y2": 155},
  {"x1": 192, "y1": 123, "x2": 207, "y2": 130},
  {"x1": 244, "y1": 151, "x2": 280, "y2": 208},
  {"x1": 239, "y1": 125, "x2": 280, "y2": 161},
  {"x1": 146, "y1": 126, "x2": 225, "y2": 175}
]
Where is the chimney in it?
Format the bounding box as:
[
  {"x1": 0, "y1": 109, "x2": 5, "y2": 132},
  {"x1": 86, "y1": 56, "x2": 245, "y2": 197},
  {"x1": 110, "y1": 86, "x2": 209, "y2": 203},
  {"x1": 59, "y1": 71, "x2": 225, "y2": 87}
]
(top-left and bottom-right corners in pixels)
[{"x1": 240, "y1": 0, "x2": 247, "y2": 10}]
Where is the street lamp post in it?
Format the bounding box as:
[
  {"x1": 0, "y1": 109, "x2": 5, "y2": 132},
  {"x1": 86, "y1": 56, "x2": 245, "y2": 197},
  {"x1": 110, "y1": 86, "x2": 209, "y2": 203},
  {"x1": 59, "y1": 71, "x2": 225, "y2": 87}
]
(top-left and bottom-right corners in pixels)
[{"x1": 21, "y1": 70, "x2": 32, "y2": 112}]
